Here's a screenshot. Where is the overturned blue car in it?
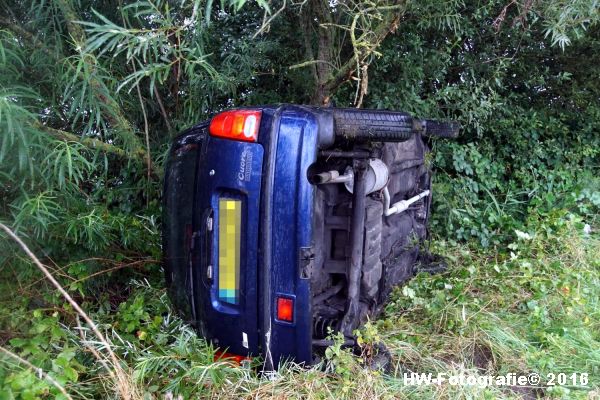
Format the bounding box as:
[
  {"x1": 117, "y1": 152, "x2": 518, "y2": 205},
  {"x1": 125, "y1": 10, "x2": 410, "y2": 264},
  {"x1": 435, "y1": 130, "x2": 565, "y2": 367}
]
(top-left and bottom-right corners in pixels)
[{"x1": 163, "y1": 105, "x2": 458, "y2": 369}]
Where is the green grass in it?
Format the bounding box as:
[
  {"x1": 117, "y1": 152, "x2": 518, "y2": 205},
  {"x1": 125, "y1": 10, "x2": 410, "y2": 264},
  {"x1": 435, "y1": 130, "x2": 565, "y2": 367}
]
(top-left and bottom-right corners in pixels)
[{"x1": 1, "y1": 212, "x2": 598, "y2": 399}]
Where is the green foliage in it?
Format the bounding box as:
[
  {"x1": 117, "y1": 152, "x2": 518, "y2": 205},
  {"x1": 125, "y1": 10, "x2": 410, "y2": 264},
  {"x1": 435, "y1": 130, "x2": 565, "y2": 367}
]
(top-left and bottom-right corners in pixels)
[
  {"x1": 0, "y1": 0, "x2": 599, "y2": 398},
  {"x1": 363, "y1": 0, "x2": 600, "y2": 246},
  {"x1": 325, "y1": 331, "x2": 359, "y2": 387},
  {"x1": 383, "y1": 213, "x2": 600, "y2": 394},
  {"x1": 542, "y1": 0, "x2": 600, "y2": 48},
  {"x1": 2, "y1": 212, "x2": 596, "y2": 399}
]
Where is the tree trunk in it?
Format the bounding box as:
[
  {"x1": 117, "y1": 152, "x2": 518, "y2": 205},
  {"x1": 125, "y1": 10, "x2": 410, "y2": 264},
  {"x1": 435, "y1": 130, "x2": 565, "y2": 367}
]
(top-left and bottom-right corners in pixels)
[
  {"x1": 308, "y1": 0, "x2": 336, "y2": 105},
  {"x1": 304, "y1": 2, "x2": 404, "y2": 106}
]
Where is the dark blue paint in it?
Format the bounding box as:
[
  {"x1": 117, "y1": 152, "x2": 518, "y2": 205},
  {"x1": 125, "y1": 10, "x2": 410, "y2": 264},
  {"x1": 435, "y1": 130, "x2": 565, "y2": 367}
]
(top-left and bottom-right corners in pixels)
[
  {"x1": 178, "y1": 105, "x2": 320, "y2": 365},
  {"x1": 267, "y1": 108, "x2": 318, "y2": 366},
  {"x1": 191, "y1": 136, "x2": 264, "y2": 355}
]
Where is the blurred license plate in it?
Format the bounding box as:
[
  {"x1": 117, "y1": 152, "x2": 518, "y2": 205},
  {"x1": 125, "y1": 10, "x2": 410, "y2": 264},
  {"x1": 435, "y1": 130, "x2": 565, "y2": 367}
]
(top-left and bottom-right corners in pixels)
[{"x1": 218, "y1": 198, "x2": 241, "y2": 305}]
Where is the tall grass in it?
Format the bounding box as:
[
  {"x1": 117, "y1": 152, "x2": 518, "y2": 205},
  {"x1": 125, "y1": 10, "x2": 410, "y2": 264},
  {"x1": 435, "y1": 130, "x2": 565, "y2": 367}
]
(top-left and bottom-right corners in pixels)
[
  {"x1": 0, "y1": 215, "x2": 598, "y2": 399},
  {"x1": 0, "y1": 223, "x2": 141, "y2": 399}
]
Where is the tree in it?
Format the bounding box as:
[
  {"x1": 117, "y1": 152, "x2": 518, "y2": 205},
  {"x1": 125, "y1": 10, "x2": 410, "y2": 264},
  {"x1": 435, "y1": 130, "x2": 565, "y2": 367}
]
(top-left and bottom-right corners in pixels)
[
  {"x1": 0, "y1": 0, "x2": 599, "y2": 398},
  {"x1": 0, "y1": 0, "x2": 598, "y2": 264}
]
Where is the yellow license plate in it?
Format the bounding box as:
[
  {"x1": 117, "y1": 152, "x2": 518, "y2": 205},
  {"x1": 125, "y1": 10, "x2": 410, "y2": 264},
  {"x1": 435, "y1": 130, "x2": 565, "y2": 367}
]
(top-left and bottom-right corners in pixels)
[{"x1": 218, "y1": 198, "x2": 241, "y2": 304}]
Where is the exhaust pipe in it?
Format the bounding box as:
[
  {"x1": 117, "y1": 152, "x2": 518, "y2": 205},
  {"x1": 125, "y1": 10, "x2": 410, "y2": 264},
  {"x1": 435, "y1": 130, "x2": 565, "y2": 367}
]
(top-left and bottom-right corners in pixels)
[{"x1": 383, "y1": 188, "x2": 430, "y2": 216}]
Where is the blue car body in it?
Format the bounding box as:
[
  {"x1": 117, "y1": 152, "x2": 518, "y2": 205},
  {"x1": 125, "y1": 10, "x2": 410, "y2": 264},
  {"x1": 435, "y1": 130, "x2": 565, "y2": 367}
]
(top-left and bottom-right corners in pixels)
[
  {"x1": 163, "y1": 104, "x2": 457, "y2": 368},
  {"x1": 164, "y1": 105, "x2": 324, "y2": 366}
]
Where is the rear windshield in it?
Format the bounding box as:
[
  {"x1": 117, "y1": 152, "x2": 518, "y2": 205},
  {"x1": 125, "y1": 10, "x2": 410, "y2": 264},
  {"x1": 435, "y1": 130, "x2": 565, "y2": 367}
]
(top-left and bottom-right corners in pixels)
[{"x1": 162, "y1": 127, "x2": 206, "y2": 319}]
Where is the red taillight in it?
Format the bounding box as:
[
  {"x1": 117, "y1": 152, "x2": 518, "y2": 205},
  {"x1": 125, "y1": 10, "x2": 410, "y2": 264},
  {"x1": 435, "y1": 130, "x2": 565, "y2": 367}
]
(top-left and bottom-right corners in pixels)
[
  {"x1": 276, "y1": 296, "x2": 294, "y2": 322},
  {"x1": 213, "y1": 350, "x2": 251, "y2": 365},
  {"x1": 209, "y1": 110, "x2": 261, "y2": 142}
]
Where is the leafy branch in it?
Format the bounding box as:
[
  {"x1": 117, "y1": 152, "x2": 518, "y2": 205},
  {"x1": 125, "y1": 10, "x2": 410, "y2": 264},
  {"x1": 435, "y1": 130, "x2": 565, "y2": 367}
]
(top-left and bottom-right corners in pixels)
[
  {"x1": 56, "y1": 0, "x2": 144, "y2": 156},
  {"x1": 0, "y1": 223, "x2": 140, "y2": 400}
]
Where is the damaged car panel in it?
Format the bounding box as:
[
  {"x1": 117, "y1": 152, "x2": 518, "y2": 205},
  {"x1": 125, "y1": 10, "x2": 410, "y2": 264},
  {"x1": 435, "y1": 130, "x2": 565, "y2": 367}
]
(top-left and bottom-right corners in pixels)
[{"x1": 162, "y1": 104, "x2": 458, "y2": 368}]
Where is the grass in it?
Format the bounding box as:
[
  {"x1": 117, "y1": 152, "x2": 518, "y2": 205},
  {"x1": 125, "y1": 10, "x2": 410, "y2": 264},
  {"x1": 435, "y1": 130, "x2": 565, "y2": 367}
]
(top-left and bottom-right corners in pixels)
[{"x1": 0, "y1": 211, "x2": 598, "y2": 399}]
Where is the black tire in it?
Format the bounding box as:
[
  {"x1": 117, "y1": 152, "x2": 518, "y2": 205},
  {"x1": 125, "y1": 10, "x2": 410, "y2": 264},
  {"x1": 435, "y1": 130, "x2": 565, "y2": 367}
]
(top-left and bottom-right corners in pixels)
[
  {"x1": 333, "y1": 109, "x2": 414, "y2": 142},
  {"x1": 421, "y1": 119, "x2": 460, "y2": 138}
]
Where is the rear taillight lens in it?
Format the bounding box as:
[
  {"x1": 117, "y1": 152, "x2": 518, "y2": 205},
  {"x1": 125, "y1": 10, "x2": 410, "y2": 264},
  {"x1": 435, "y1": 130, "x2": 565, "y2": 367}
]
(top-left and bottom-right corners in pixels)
[
  {"x1": 276, "y1": 296, "x2": 294, "y2": 323},
  {"x1": 214, "y1": 350, "x2": 251, "y2": 365},
  {"x1": 209, "y1": 110, "x2": 261, "y2": 142}
]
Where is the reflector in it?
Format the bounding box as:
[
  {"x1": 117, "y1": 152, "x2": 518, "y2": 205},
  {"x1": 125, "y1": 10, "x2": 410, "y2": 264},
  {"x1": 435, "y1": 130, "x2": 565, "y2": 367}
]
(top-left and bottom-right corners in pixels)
[
  {"x1": 214, "y1": 350, "x2": 251, "y2": 365},
  {"x1": 209, "y1": 110, "x2": 261, "y2": 142},
  {"x1": 276, "y1": 296, "x2": 294, "y2": 322}
]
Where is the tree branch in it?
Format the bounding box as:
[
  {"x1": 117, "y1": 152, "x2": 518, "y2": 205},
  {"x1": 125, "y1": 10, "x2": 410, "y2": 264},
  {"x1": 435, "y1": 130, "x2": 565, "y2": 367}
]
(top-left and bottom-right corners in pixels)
[
  {"x1": 38, "y1": 123, "x2": 148, "y2": 163},
  {"x1": 321, "y1": 10, "x2": 403, "y2": 102},
  {"x1": 55, "y1": 0, "x2": 144, "y2": 154},
  {"x1": 153, "y1": 85, "x2": 172, "y2": 132},
  {"x1": 0, "y1": 345, "x2": 73, "y2": 400},
  {"x1": 0, "y1": 223, "x2": 137, "y2": 400},
  {"x1": 0, "y1": 16, "x2": 54, "y2": 57}
]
